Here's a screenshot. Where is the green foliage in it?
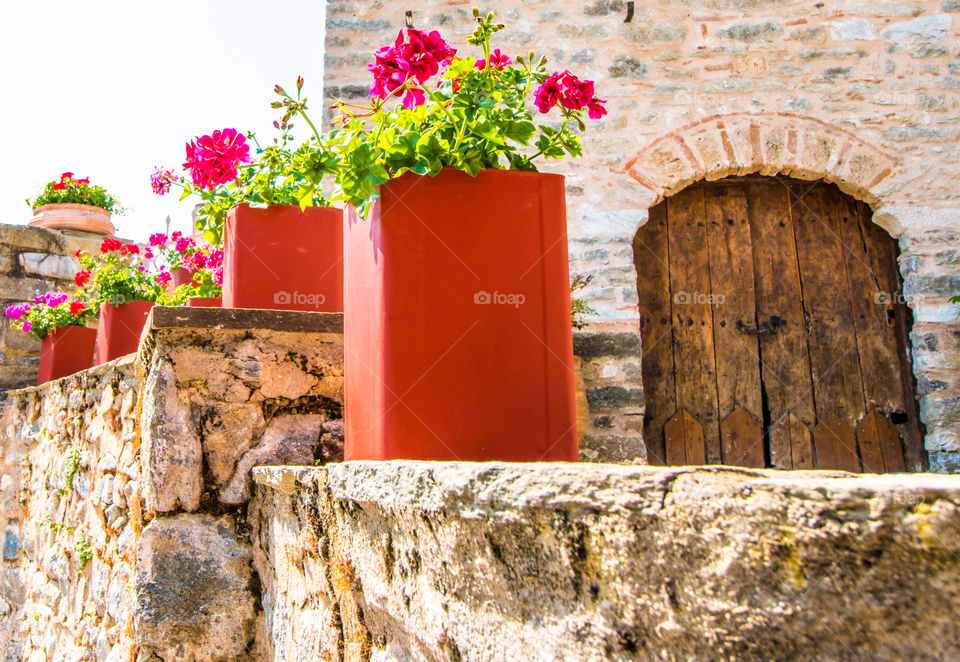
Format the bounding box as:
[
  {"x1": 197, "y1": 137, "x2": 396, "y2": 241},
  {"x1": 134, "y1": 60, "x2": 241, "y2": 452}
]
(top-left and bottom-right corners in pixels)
[
  {"x1": 27, "y1": 174, "x2": 123, "y2": 213},
  {"x1": 74, "y1": 529, "x2": 92, "y2": 574},
  {"x1": 571, "y1": 273, "x2": 597, "y2": 330},
  {"x1": 76, "y1": 246, "x2": 163, "y2": 308},
  {"x1": 186, "y1": 80, "x2": 338, "y2": 244},
  {"x1": 57, "y1": 445, "x2": 83, "y2": 497},
  {"x1": 304, "y1": 9, "x2": 590, "y2": 218}
]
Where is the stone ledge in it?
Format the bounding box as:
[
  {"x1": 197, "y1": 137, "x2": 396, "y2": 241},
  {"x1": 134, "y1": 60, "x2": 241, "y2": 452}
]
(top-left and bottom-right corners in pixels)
[
  {"x1": 254, "y1": 461, "x2": 960, "y2": 509},
  {"x1": 147, "y1": 306, "x2": 344, "y2": 334},
  {"x1": 251, "y1": 461, "x2": 960, "y2": 660}
]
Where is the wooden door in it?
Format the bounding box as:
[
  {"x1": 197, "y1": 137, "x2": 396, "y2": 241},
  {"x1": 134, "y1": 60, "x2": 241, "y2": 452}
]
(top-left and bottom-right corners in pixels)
[{"x1": 634, "y1": 177, "x2": 924, "y2": 472}]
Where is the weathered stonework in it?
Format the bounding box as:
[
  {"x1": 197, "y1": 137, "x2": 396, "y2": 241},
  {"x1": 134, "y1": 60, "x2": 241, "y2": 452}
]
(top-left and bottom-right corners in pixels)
[
  {"x1": 251, "y1": 461, "x2": 960, "y2": 661},
  {"x1": 0, "y1": 357, "x2": 141, "y2": 662}
]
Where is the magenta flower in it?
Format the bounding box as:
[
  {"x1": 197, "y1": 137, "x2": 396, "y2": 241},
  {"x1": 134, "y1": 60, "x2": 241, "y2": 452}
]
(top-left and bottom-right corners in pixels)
[
  {"x1": 534, "y1": 71, "x2": 607, "y2": 119},
  {"x1": 368, "y1": 29, "x2": 455, "y2": 109},
  {"x1": 183, "y1": 128, "x2": 251, "y2": 190},
  {"x1": 534, "y1": 72, "x2": 564, "y2": 113},
  {"x1": 149, "y1": 233, "x2": 168, "y2": 247},
  {"x1": 43, "y1": 292, "x2": 69, "y2": 308},
  {"x1": 156, "y1": 270, "x2": 172, "y2": 286},
  {"x1": 4, "y1": 304, "x2": 30, "y2": 320},
  {"x1": 212, "y1": 266, "x2": 224, "y2": 286},
  {"x1": 174, "y1": 236, "x2": 195, "y2": 253},
  {"x1": 150, "y1": 167, "x2": 179, "y2": 195},
  {"x1": 22, "y1": 322, "x2": 31, "y2": 334},
  {"x1": 207, "y1": 249, "x2": 224, "y2": 269},
  {"x1": 475, "y1": 49, "x2": 511, "y2": 71}
]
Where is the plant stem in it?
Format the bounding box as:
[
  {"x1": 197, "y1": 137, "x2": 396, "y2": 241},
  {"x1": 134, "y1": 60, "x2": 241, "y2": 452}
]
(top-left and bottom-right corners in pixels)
[{"x1": 529, "y1": 113, "x2": 571, "y2": 161}]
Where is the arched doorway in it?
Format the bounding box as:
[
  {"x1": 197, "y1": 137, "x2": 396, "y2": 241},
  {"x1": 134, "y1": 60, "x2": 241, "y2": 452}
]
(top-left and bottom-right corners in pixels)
[{"x1": 634, "y1": 176, "x2": 925, "y2": 472}]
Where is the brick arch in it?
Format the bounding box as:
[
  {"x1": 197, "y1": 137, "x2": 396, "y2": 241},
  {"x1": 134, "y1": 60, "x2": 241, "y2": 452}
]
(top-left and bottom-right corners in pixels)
[{"x1": 622, "y1": 112, "x2": 899, "y2": 226}]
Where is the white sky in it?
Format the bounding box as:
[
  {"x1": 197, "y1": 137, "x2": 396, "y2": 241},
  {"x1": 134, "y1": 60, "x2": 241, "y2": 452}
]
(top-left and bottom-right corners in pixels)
[{"x1": 0, "y1": 0, "x2": 327, "y2": 241}]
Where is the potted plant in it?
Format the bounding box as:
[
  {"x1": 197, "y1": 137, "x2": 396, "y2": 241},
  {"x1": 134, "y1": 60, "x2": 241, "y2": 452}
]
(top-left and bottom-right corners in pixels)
[
  {"x1": 75, "y1": 239, "x2": 163, "y2": 364},
  {"x1": 27, "y1": 172, "x2": 122, "y2": 237},
  {"x1": 308, "y1": 10, "x2": 606, "y2": 462},
  {"x1": 149, "y1": 232, "x2": 224, "y2": 306},
  {"x1": 4, "y1": 292, "x2": 96, "y2": 384},
  {"x1": 150, "y1": 89, "x2": 343, "y2": 312}
]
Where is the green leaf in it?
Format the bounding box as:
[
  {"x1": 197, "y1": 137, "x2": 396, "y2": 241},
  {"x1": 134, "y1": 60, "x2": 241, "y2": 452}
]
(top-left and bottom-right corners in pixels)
[{"x1": 505, "y1": 120, "x2": 536, "y2": 145}]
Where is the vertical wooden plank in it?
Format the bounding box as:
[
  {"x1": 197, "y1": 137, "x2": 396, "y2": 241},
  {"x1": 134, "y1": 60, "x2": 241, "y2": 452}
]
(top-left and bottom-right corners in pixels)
[
  {"x1": 815, "y1": 413, "x2": 860, "y2": 472},
  {"x1": 856, "y1": 409, "x2": 906, "y2": 473},
  {"x1": 705, "y1": 182, "x2": 764, "y2": 463},
  {"x1": 789, "y1": 182, "x2": 868, "y2": 466},
  {"x1": 635, "y1": 201, "x2": 676, "y2": 465},
  {"x1": 858, "y1": 200, "x2": 925, "y2": 471},
  {"x1": 787, "y1": 412, "x2": 815, "y2": 469},
  {"x1": 746, "y1": 179, "x2": 818, "y2": 436},
  {"x1": 769, "y1": 411, "x2": 814, "y2": 469},
  {"x1": 667, "y1": 186, "x2": 723, "y2": 464},
  {"x1": 855, "y1": 410, "x2": 887, "y2": 473},
  {"x1": 664, "y1": 409, "x2": 705, "y2": 465},
  {"x1": 721, "y1": 407, "x2": 765, "y2": 468}
]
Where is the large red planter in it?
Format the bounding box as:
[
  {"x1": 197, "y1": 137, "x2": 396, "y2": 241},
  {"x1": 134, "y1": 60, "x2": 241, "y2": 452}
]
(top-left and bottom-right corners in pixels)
[
  {"x1": 37, "y1": 326, "x2": 97, "y2": 385},
  {"x1": 94, "y1": 300, "x2": 154, "y2": 365},
  {"x1": 223, "y1": 204, "x2": 343, "y2": 312},
  {"x1": 344, "y1": 169, "x2": 577, "y2": 462}
]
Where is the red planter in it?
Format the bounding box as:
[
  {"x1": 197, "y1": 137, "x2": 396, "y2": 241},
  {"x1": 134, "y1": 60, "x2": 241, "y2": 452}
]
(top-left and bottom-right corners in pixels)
[
  {"x1": 187, "y1": 297, "x2": 222, "y2": 308},
  {"x1": 94, "y1": 300, "x2": 154, "y2": 365},
  {"x1": 223, "y1": 204, "x2": 343, "y2": 312},
  {"x1": 170, "y1": 267, "x2": 194, "y2": 288},
  {"x1": 344, "y1": 169, "x2": 577, "y2": 462},
  {"x1": 37, "y1": 326, "x2": 97, "y2": 385}
]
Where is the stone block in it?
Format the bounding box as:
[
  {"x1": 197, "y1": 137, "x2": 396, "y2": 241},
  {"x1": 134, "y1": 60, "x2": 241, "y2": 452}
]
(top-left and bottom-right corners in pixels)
[
  {"x1": 134, "y1": 514, "x2": 255, "y2": 660},
  {"x1": 18, "y1": 252, "x2": 77, "y2": 280},
  {"x1": 879, "y1": 14, "x2": 951, "y2": 41}
]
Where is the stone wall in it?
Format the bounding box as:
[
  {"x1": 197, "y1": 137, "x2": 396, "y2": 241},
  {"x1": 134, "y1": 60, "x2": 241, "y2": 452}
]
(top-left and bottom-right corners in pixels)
[
  {"x1": 322, "y1": 0, "x2": 960, "y2": 466},
  {"x1": 0, "y1": 307, "x2": 347, "y2": 661},
  {"x1": 0, "y1": 224, "x2": 99, "y2": 390},
  {"x1": 250, "y1": 461, "x2": 960, "y2": 661},
  {"x1": 0, "y1": 357, "x2": 140, "y2": 661}
]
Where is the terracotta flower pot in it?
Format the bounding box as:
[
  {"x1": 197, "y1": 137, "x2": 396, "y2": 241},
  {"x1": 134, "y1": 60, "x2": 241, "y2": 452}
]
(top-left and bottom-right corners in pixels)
[
  {"x1": 29, "y1": 203, "x2": 116, "y2": 237},
  {"x1": 187, "y1": 296, "x2": 221, "y2": 308},
  {"x1": 94, "y1": 300, "x2": 154, "y2": 365},
  {"x1": 170, "y1": 267, "x2": 194, "y2": 288},
  {"x1": 223, "y1": 204, "x2": 343, "y2": 312},
  {"x1": 37, "y1": 325, "x2": 97, "y2": 385},
  {"x1": 344, "y1": 169, "x2": 577, "y2": 462}
]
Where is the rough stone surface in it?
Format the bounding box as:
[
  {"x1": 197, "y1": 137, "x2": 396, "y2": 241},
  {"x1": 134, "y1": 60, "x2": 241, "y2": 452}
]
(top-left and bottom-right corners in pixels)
[
  {"x1": 251, "y1": 462, "x2": 960, "y2": 661},
  {"x1": 134, "y1": 514, "x2": 256, "y2": 661},
  {"x1": 0, "y1": 358, "x2": 141, "y2": 661}
]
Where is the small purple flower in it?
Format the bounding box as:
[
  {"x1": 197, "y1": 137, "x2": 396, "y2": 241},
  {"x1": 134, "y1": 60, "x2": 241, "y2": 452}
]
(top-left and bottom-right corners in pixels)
[
  {"x1": 4, "y1": 304, "x2": 30, "y2": 320},
  {"x1": 44, "y1": 292, "x2": 69, "y2": 308}
]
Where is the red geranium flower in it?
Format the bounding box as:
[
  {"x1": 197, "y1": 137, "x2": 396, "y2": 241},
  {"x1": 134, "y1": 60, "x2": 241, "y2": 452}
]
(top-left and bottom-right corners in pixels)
[
  {"x1": 69, "y1": 300, "x2": 85, "y2": 315},
  {"x1": 100, "y1": 238, "x2": 122, "y2": 253},
  {"x1": 74, "y1": 270, "x2": 91, "y2": 287},
  {"x1": 368, "y1": 29, "x2": 455, "y2": 109},
  {"x1": 475, "y1": 49, "x2": 511, "y2": 71},
  {"x1": 119, "y1": 243, "x2": 139, "y2": 256}
]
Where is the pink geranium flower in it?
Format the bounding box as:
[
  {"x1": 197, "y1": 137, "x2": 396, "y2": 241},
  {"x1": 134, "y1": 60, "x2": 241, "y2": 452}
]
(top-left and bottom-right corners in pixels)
[
  {"x1": 475, "y1": 49, "x2": 511, "y2": 71},
  {"x1": 149, "y1": 233, "x2": 168, "y2": 247},
  {"x1": 534, "y1": 72, "x2": 564, "y2": 113},
  {"x1": 368, "y1": 29, "x2": 455, "y2": 109},
  {"x1": 156, "y1": 270, "x2": 172, "y2": 286},
  {"x1": 150, "y1": 167, "x2": 179, "y2": 196},
  {"x1": 4, "y1": 304, "x2": 30, "y2": 320},
  {"x1": 183, "y1": 128, "x2": 251, "y2": 190},
  {"x1": 534, "y1": 71, "x2": 607, "y2": 119}
]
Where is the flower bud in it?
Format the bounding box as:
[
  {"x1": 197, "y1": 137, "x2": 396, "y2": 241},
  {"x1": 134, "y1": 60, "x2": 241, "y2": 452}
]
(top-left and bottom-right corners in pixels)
[
  {"x1": 274, "y1": 121, "x2": 280, "y2": 128},
  {"x1": 297, "y1": 76, "x2": 304, "y2": 90},
  {"x1": 274, "y1": 84, "x2": 286, "y2": 96},
  {"x1": 270, "y1": 101, "x2": 282, "y2": 108}
]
